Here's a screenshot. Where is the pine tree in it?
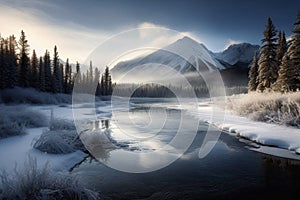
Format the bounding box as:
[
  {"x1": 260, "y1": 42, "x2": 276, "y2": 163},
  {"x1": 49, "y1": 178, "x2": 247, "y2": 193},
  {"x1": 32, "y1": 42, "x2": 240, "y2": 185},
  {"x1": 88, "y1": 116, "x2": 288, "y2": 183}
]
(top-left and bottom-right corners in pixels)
[
  {"x1": 89, "y1": 61, "x2": 93, "y2": 83},
  {"x1": 248, "y1": 52, "x2": 259, "y2": 91},
  {"x1": 275, "y1": 54, "x2": 298, "y2": 92},
  {"x1": 30, "y1": 50, "x2": 39, "y2": 88},
  {"x1": 44, "y1": 50, "x2": 52, "y2": 92},
  {"x1": 18, "y1": 30, "x2": 30, "y2": 87},
  {"x1": 287, "y1": 10, "x2": 300, "y2": 89},
  {"x1": 0, "y1": 36, "x2": 4, "y2": 89},
  {"x1": 52, "y1": 45, "x2": 62, "y2": 93},
  {"x1": 6, "y1": 35, "x2": 18, "y2": 88},
  {"x1": 94, "y1": 67, "x2": 101, "y2": 95},
  {"x1": 101, "y1": 66, "x2": 113, "y2": 95},
  {"x1": 64, "y1": 58, "x2": 71, "y2": 93},
  {"x1": 39, "y1": 56, "x2": 45, "y2": 92},
  {"x1": 276, "y1": 31, "x2": 288, "y2": 64},
  {"x1": 2, "y1": 39, "x2": 9, "y2": 89},
  {"x1": 257, "y1": 18, "x2": 278, "y2": 92}
]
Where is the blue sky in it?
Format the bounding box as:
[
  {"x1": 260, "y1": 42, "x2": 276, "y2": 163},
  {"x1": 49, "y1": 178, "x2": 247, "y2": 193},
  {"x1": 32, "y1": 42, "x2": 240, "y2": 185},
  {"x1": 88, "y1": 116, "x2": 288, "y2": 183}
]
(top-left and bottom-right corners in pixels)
[{"x1": 1, "y1": 0, "x2": 299, "y2": 63}]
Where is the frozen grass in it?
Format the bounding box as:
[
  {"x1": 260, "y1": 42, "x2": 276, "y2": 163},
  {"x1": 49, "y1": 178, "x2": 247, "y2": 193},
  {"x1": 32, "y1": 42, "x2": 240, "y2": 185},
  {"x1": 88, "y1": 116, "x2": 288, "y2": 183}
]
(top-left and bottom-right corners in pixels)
[
  {"x1": 0, "y1": 87, "x2": 72, "y2": 105},
  {"x1": 228, "y1": 91, "x2": 300, "y2": 127},
  {"x1": 34, "y1": 116, "x2": 85, "y2": 154},
  {"x1": 0, "y1": 105, "x2": 47, "y2": 138},
  {"x1": 33, "y1": 130, "x2": 84, "y2": 154},
  {"x1": 0, "y1": 157, "x2": 99, "y2": 200}
]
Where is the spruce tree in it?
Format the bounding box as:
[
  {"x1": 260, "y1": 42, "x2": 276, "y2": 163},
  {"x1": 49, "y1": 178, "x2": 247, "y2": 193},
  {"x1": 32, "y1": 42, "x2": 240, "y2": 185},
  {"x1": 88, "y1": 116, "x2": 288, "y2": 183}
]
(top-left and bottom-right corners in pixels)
[
  {"x1": 248, "y1": 52, "x2": 259, "y2": 91},
  {"x1": 64, "y1": 58, "x2": 71, "y2": 93},
  {"x1": 287, "y1": 10, "x2": 300, "y2": 89},
  {"x1": 275, "y1": 54, "x2": 298, "y2": 92},
  {"x1": 39, "y1": 56, "x2": 45, "y2": 92},
  {"x1": 7, "y1": 35, "x2": 18, "y2": 88},
  {"x1": 44, "y1": 50, "x2": 52, "y2": 92},
  {"x1": 276, "y1": 31, "x2": 288, "y2": 64},
  {"x1": 52, "y1": 45, "x2": 62, "y2": 93},
  {"x1": 257, "y1": 18, "x2": 278, "y2": 92},
  {"x1": 0, "y1": 37, "x2": 4, "y2": 89},
  {"x1": 18, "y1": 30, "x2": 30, "y2": 87},
  {"x1": 94, "y1": 67, "x2": 101, "y2": 95},
  {"x1": 89, "y1": 61, "x2": 93, "y2": 85},
  {"x1": 30, "y1": 50, "x2": 39, "y2": 88}
]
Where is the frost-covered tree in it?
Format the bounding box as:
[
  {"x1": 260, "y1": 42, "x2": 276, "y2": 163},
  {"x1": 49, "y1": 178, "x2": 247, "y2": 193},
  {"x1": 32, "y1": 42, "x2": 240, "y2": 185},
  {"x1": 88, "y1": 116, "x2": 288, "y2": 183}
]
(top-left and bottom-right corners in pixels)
[
  {"x1": 257, "y1": 18, "x2": 278, "y2": 92},
  {"x1": 248, "y1": 52, "x2": 259, "y2": 91},
  {"x1": 287, "y1": 10, "x2": 300, "y2": 89},
  {"x1": 18, "y1": 30, "x2": 30, "y2": 87},
  {"x1": 276, "y1": 31, "x2": 288, "y2": 65},
  {"x1": 30, "y1": 50, "x2": 39, "y2": 88},
  {"x1": 274, "y1": 54, "x2": 298, "y2": 92}
]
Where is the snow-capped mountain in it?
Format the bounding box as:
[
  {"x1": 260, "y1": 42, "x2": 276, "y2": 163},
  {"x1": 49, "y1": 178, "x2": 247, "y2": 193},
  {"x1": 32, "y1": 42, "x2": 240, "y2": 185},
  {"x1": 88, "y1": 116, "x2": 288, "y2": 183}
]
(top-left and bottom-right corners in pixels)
[
  {"x1": 215, "y1": 43, "x2": 260, "y2": 65},
  {"x1": 111, "y1": 36, "x2": 259, "y2": 85}
]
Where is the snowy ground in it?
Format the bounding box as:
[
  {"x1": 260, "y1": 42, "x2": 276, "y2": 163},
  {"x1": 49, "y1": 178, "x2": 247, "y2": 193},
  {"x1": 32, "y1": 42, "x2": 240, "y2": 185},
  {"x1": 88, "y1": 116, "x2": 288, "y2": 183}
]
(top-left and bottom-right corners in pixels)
[{"x1": 1, "y1": 97, "x2": 300, "y2": 175}]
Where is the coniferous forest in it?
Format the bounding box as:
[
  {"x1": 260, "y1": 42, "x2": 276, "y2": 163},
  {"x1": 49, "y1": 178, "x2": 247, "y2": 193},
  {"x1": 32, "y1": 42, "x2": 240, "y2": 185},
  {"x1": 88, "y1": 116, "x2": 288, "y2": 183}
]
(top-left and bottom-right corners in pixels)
[
  {"x1": 248, "y1": 11, "x2": 300, "y2": 93},
  {"x1": 0, "y1": 30, "x2": 113, "y2": 96}
]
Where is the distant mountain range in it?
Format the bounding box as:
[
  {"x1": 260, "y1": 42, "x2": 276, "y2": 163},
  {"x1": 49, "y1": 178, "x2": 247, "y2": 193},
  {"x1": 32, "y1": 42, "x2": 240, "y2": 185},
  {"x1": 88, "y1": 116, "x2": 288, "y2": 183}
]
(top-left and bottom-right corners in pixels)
[{"x1": 111, "y1": 36, "x2": 259, "y2": 86}]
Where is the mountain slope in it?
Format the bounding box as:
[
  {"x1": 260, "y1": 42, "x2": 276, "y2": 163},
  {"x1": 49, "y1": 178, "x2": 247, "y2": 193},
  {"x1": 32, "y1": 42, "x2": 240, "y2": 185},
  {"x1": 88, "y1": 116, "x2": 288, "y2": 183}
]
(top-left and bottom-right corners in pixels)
[
  {"x1": 215, "y1": 43, "x2": 260, "y2": 66},
  {"x1": 111, "y1": 37, "x2": 259, "y2": 85}
]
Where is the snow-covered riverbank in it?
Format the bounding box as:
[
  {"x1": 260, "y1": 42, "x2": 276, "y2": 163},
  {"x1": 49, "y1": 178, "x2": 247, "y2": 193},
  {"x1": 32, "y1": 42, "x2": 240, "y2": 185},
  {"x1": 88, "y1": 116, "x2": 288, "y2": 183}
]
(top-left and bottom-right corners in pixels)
[{"x1": 188, "y1": 100, "x2": 300, "y2": 159}]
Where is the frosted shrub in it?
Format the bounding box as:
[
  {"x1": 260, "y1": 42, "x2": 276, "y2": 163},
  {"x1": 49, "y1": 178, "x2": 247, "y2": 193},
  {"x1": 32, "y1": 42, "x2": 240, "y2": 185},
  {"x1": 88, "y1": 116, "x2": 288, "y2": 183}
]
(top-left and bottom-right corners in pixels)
[
  {"x1": 34, "y1": 130, "x2": 84, "y2": 154},
  {"x1": 34, "y1": 116, "x2": 85, "y2": 154},
  {"x1": 228, "y1": 91, "x2": 300, "y2": 127},
  {"x1": 0, "y1": 157, "x2": 99, "y2": 199},
  {"x1": 0, "y1": 105, "x2": 47, "y2": 138}
]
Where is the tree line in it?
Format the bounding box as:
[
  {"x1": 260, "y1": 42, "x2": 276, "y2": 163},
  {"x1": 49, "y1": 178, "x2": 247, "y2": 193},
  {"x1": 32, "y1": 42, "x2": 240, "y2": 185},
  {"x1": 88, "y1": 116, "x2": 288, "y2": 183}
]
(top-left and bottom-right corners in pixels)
[
  {"x1": 248, "y1": 10, "x2": 300, "y2": 92},
  {"x1": 0, "y1": 30, "x2": 113, "y2": 95}
]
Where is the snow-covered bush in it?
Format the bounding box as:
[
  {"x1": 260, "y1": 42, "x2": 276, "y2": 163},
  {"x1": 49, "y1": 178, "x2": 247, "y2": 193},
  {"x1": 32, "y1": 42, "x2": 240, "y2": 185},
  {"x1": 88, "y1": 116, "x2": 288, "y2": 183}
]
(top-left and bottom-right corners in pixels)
[
  {"x1": 33, "y1": 130, "x2": 84, "y2": 154},
  {"x1": 228, "y1": 91, "x2": 300, "y2": 127},
  {"x1": 0, "y1": 157, "x2": 99, "y2": 200},
  {"x1": 0, "y1": 105, "x2": 47, "y2": 138},
  {"x1": 49, "y1": 118, "x2": 76, "y2": 131},
  {"x1": 0, "y1": 87, "x2": 71, "y2": 104},
  {"x1": 34, "y1": 116, "x2": 85, "y2": 154}
]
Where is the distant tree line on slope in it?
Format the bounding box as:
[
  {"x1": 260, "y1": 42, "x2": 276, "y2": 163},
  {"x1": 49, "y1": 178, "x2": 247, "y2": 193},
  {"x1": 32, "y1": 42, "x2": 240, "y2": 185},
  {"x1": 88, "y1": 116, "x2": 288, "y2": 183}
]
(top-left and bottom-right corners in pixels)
[
  {"x1": 0, "y1": 30, "x2": 113, "y2": 96},
  {"x1": 248, "y1": 10, "x2": 300, "y2": 93}
]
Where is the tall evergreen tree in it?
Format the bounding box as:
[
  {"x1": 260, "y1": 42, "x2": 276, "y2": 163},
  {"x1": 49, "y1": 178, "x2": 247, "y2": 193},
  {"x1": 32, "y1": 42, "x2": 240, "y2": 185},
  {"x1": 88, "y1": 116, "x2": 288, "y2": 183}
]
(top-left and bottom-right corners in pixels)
[
  {"x1": 257, "y1": 18, "x2": 278, "y2": 92},
  {"x1": 30, "y1": 49, "x2": 39, "y2": 88},
  {"x1": 248, "y1": 52, "x2": 259, "y2": 91},
  {"x1": 0, "y1": 37, "x2": 4, "y2": 89},
  {"x1": 94, "y1": 67, "x2": 101, "y2": 95},
  {"x1": 276, "y1": 31, "x2": 288, "y2": 64},
  {"x1": 6, "y1": 35, "x2": 18, "y2": 88},
  {"x1": 64, "y1": 58, "x2": 71, "y2": 93},
  {"x1": 287, "y1": 10, "x2": 300, "y2": 89},
  {"x1": 101, "y1": 66, "x2": 113, "y2": 95},
  {"x1": 18, "y1": 30, "x2": 30, "y2": 87},
  {"x1": 274, "y1": 54, "x2": 298, "y2": 92},
  {"x1": 52, "y1": 45, "x2": 62, "y2": 93},
  {"x1": 44, "y1": 50, "x2": 52, "y2": 92},
  {"x1": 2, "y1": 39, "x2": 9, "y2": 88},
  {"x1": 89, "y1": 61, "x2": 93, "y2": 85},
  {"x1": 39, "y1": 56, "x2": 45, "y2": 92}
]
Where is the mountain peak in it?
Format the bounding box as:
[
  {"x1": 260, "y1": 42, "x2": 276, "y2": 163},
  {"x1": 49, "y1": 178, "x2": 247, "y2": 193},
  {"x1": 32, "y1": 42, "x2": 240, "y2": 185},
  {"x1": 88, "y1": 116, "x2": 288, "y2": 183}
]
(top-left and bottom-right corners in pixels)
[{"x1": 215, "y1": 43, "x2": 259, "y2": 65}]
